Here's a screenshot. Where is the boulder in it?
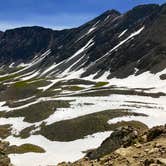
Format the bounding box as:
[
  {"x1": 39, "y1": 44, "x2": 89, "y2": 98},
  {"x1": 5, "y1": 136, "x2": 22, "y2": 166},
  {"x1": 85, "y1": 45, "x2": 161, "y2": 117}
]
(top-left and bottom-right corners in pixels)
[{"x1": 87, "y1": 126, "x2": 139, "y2": 159}]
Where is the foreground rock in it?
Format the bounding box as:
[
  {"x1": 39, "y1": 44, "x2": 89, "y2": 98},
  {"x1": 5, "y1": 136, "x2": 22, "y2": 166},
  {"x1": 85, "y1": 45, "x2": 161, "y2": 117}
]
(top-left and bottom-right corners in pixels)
[
  {"x1": 58, "y1": 125, "x2": 166, "y2": 166},
  {"x1": 87, "y1": 126, "x2": 140, "y2": 159},
  {"x1": 0, "y1": 140, "x2": 12, "y2": 166}
]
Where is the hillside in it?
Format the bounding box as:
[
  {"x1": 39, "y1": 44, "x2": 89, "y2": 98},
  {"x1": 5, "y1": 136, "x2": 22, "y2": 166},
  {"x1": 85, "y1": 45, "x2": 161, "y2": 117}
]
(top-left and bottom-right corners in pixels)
[{"x1": 58, "y1": 125, "x2": 166, "y2": 166}]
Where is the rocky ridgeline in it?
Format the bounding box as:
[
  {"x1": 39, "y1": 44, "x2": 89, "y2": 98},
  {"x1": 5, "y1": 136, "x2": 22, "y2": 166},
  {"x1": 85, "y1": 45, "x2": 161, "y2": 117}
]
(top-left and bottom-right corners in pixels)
[
  {"x1": 0, "y1": 4, "x2": 166, "y2": 79},
  {"x1": 58, "y1": 125, "x2": 166, "y2": 166},
  {"x1": 0, "y1": 140, "x2": 12, "y2": 166}
]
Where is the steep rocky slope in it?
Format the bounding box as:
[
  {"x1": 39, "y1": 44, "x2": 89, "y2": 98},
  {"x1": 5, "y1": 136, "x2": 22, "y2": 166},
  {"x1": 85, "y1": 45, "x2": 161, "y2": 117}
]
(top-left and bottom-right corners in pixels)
[
  {"x1": 58, "y1": 125, "x2": 166, "y2": 166},
  {"x1": 0, "y1": 4, "x2": 166, "y2": 78}
]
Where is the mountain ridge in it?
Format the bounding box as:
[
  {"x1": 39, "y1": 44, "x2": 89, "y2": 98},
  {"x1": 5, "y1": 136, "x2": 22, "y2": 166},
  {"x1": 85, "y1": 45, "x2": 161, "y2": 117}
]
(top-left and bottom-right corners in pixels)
[{"x1": 0, "y1": 3, "x2": 166, "y2": 79}]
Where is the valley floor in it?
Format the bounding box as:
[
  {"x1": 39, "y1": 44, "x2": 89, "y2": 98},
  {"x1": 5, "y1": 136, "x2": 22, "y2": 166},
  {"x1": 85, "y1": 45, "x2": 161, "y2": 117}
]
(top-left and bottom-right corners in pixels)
[{"x1": 0, "y1": 65, "x2": 166, "y2": 166}]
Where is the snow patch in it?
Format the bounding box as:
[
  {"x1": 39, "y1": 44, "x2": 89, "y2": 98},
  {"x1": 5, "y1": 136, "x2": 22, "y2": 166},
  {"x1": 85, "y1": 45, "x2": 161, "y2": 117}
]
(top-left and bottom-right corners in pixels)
[
  {"x1": 7, "y1": 131, "x2": 112, "y2": 166},
  {"x1": 95, "y1": 26, "x2": 145, "y2": 63},
  {"x1": 20, "y1": 71, "x2": 40, "y2": 81},
  {"x1": 118, "y1": 29, "x2": 128, "y2": 38}
]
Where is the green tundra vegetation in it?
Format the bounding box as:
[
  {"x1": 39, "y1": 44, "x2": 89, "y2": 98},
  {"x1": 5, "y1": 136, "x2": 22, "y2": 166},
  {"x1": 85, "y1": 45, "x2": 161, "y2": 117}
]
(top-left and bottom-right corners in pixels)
[
  {"x1": 4, "y1": 100, "x2": 70, "y2": 123},
  {"x1": 7, "y1": 144, "x2": 45, "y2": 154},
  {"x1": 37, "y1": 109, "x2": 147, "y2": 141}
]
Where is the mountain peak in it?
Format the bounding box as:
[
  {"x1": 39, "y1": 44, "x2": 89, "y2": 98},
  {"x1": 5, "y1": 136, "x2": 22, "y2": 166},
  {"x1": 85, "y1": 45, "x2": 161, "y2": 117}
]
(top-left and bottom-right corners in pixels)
[
  {"x1": 126, "y1": 4, "x2": 160, "y2": 18},
  {"x1": 103, "y1": 9, "x2": 121, "y2": 16},
  {"x1": 98, "y1": 9, "x2": 121, "y2": 20}
]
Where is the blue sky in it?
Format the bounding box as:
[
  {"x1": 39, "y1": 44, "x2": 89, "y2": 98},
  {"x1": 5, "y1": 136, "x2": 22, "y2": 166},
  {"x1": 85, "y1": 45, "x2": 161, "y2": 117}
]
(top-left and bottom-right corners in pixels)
[{"x1": 0, "y1": 0, "x2": 165, "y2": 31}]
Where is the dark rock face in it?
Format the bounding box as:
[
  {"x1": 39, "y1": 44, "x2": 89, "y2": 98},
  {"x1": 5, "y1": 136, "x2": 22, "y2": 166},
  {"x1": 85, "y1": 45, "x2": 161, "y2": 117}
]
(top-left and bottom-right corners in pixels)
[
  {"x1": 86, "y1": 124, "x2": 166, "y2": 160},
  {"x1": 0, "y1": 26, "x2": 54, "y2": 63},
  {"x1": 147, "y1": 124, "x2": 166, "y2": 141},
  {"x1": 0, "y1": 31, "x2": 3, "y2": 39},
  {"x1": 87, "y1": 126, "x2": 139, "y2": 159},
  {"x1": 0, "y1": 3, "x2": 165, "y2": 78}
]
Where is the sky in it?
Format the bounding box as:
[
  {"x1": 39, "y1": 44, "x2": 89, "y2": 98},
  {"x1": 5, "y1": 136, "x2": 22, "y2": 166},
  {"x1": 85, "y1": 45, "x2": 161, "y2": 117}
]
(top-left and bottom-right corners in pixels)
[{"x1": 0, "y1": 0, "x2": 165, "y2": 31}]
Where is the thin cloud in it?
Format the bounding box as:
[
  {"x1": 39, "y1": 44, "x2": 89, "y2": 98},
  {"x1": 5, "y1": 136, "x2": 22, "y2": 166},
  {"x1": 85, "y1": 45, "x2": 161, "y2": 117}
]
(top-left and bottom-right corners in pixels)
[
  {"x1": 0, "y1": 13, "x2": 96, "y2": 31},
  {"x1": 0, "y1": 22, "x2": 72, "y2": 31}
]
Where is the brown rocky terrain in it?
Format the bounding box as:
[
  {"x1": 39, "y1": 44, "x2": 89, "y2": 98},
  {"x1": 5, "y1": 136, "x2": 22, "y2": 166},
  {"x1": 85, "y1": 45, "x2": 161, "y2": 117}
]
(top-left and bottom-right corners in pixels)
[
  {"x1": 0, "y1": 140, "x2": 12, "y2": 166},
  {"x1": 58, "y1": 125, "x2": 166, "y2": 166}
]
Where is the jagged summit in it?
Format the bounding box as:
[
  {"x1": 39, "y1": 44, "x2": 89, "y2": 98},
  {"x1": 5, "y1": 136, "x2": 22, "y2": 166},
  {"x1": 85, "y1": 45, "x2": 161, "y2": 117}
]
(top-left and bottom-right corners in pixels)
[{"x1": 96, "y1": 9, "x2": 121, "y2": 19}]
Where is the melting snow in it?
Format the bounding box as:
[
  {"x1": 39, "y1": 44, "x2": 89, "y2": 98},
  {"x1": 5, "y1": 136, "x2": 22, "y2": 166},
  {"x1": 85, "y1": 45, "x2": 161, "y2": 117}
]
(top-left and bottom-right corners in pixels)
[
  {"x1": 66, "y1": 39, "x2": 94, "y2": 63},
  {"x1": 118, "y1": 29, "x2": 128, "y2": 38},
  {"x1": 7, "y1": 131, "x2": 112, "y2": 166},
  {"x1": 0, "y1": 50, "x2": 51, "y2": 79},
  {"x1": 109, "y1": 68, "x2": 166, "y2": 93},
  {"x1": 18, "y1": 63, "x2": 30, "y2": 68},
  {"x1": 0, "y1": 117, "x2": 32, "y2": 135},
  {"x1": 104, "y1": 15, "x2": 110, "y2": 21},
  {"x1": 9, "y1": 63, "x2": 15, "y2": 68},
  {"x1": 86, "y1": 27, "x2": 96, "y2": 34},
  {"x1": 41, "y1": 63, "x2": 58, "y2": 76},
  {"x1": 44, "y1": 94, "x2": 166, "y2": 125},
  {"x1": 2, "y1": 93, "x2": 166, "y2": 166},
  {"x1": 38, "y1": 39, "x2": 94, "y2": 91},
  {"x1": 20, "y1": 71, "x2": 40, "y2": 81},
  {"x1": 94, "y1": 26, "x2": 145, "y2": 63},
  {"x1": 13, "y1": 96, "x2": 36, "y2": 103}
]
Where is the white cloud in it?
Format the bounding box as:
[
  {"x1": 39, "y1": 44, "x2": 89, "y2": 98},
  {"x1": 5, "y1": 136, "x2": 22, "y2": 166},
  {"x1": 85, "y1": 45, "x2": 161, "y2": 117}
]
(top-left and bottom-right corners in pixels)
[
  {"x1": 0, "y1": 13, "x2": 95, "y2": 31},
  {"x1": 0, "y1": 21, "x2": 72, "y2": 31}
]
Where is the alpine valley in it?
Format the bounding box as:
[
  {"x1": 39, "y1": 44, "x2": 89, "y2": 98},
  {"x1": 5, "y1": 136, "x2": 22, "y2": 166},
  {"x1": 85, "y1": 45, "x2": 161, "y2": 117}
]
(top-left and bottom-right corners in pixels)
[{"x1": 0, "y1": 3, "x2": 166, "y2": 166}]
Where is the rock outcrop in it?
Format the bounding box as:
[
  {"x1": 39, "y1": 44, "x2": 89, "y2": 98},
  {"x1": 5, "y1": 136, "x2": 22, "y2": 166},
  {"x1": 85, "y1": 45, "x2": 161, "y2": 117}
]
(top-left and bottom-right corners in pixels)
[
  {"x1": 0, "y1": 140, "x2": 12, "y2": 166},
  {"x1": 58, "y1": 125, "x2": 166, "y2": 166},
  {"x1": 87, "y1": 126, "x2": 140, "y2": 159}
]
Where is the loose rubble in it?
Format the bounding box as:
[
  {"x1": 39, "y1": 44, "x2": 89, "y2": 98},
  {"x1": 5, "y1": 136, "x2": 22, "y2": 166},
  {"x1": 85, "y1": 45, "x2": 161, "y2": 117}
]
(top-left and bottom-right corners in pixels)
[
  {"x1": 0, "y1": 140, "x2": 12, "y2": 166},
  {"x1": 58, "y1": 125, "x2": 166, "y2": 166}
]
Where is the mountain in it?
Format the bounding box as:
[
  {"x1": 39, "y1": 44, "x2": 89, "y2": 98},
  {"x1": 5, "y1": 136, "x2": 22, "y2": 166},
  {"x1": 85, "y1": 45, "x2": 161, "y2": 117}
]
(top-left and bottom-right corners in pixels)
[
  {"x1": 0, "y1": 4, "x2": 166, "y2": 78},
  {"x1": 0, "y1": 3, "x2": 166, "y2": 166}
]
